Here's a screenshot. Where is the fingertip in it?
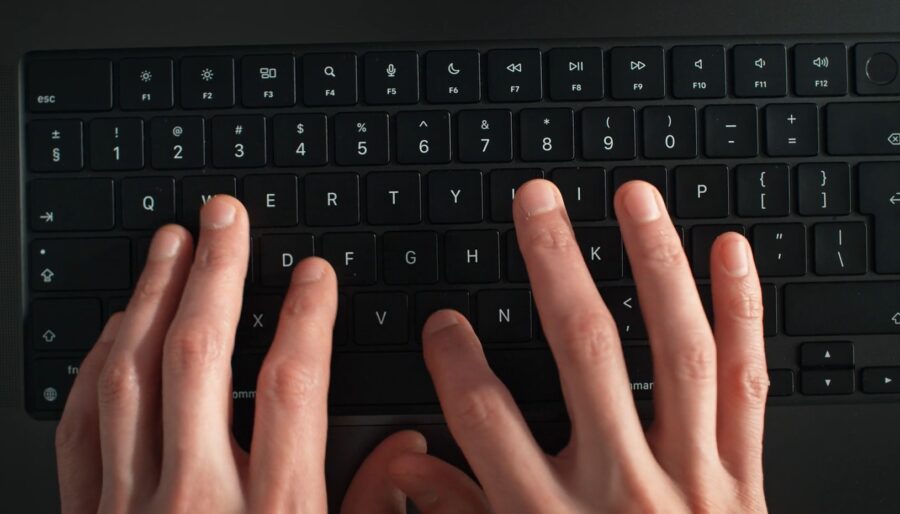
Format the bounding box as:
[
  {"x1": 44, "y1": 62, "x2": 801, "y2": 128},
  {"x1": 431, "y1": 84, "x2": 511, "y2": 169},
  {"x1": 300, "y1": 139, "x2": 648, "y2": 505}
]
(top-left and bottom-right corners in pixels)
[
  {"x1": 712, "y1": 232, "x2": 752, "y2": 278},
  {"x1": 291, "y1": 256, "x2": 334, "y2": 285},
  {"x1": 615, "y1": 180, "x2": 663, "y2": 223},
  {"x1": 422, "y1": 309, "x2": 465, "y2": 338},
  {"x1": 514, "y1": 179, "x2": 561, "y2": 219}
]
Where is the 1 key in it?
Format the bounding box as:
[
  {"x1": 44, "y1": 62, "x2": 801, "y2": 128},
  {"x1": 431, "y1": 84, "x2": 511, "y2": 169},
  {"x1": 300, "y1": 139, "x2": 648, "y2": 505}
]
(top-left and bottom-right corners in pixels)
[{"x1": 89, "y1": 118, "x2": 144, "y2": 171}]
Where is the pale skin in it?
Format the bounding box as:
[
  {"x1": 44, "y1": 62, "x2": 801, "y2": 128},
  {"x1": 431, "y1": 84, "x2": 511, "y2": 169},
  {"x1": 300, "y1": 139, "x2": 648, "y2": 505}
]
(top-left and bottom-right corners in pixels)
[{"x1": 56, "y1": 179, "x2": 769, "y2": 513}]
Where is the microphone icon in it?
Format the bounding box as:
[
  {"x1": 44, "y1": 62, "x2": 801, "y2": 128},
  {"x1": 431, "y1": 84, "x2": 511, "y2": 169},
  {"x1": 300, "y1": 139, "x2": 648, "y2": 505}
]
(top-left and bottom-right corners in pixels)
[{"x1": 386, "y1": 63, "x2": 397, "y2": 78}]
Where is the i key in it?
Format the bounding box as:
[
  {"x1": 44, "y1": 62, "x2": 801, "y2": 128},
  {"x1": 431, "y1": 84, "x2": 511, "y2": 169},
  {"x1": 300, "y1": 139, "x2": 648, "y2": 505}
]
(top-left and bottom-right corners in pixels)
[{"x1": 551, "y1": 167, "x2": 607, "y2": 221}]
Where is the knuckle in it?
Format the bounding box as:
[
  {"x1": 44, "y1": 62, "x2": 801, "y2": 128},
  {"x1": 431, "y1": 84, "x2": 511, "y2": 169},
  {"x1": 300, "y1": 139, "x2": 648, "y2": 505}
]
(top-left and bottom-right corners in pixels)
[
  {"x1": 55, "y1": 414, "x2": 90, "y2": 454},
  {"x1": 555, "y1": 310, "x2": 620, "y2": 368},
  {"x1": 671, "y1": 337, "x2": 717, "y2": 383},
  {"x1": 728, "y1": 364, "x2": 771, "y2": 407},
  {"x1": 726, "y1": 284, "x2": 765, "y2": 322},
  {"x1": 196, "y1": 237, "x2": 239, "y2": 272},
  {"x1": 134, "y1": 268, "x2": 168, "y2": 302},
  {"x1": 97, "y1": 358, "x2": 140, "y2": 409},
  {"x1": 257, "y1": 359, "x2": 323, "y2": 408},
  {"x1": 449, "y1": 383, "x2": 509, "y2": 433},
  {"x1": 637, "y1": 228, "x2": 686, "y2": 268},
  {"x1": 526, "y1": 223, "x2": 579, "y2": 255},
  {"x1": 165, "y1": 325, "x2": 225, "y2": 373}
]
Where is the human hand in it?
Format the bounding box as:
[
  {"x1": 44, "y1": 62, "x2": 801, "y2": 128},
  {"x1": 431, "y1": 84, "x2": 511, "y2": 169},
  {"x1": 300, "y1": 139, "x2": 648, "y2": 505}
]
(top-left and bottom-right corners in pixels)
[
  {"x1": 352, "y1": 179, "x2": 769, "y2": 513},
  {"x1": 54, "y1": 195, "x2": 412, "y2": 514}
]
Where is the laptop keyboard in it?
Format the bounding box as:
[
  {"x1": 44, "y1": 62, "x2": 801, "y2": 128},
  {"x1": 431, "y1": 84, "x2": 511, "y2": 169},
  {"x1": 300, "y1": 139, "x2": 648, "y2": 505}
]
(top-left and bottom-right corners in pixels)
[{"x1": 21, "y1": 37, "x2": 900, "y2": 421}]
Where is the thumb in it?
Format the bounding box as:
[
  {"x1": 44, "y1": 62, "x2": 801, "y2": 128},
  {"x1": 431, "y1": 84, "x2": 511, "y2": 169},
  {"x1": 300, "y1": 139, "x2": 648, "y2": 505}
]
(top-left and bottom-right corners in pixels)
[{"x1": 340, "y1": 430, "x2": 427, "y2": 514}]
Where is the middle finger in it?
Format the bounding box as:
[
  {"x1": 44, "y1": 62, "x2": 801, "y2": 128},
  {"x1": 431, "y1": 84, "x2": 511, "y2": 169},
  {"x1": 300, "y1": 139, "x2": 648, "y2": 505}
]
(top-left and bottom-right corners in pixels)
[{"x1": 512, "y1": 180, "x2": 650, "y2": 458}]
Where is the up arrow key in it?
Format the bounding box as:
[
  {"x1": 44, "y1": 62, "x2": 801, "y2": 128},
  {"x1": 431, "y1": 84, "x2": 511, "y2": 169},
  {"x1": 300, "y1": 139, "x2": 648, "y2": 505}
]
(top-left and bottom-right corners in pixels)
[{"x1": 418, "y1": 120, "x2": 428, "y2": 128}]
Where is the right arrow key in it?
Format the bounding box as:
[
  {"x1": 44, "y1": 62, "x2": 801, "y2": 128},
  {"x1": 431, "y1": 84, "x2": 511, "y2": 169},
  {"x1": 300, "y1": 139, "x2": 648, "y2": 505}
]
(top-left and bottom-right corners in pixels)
[{"x1": 862, "y1": 367, "x2": 900, "y2": 394}]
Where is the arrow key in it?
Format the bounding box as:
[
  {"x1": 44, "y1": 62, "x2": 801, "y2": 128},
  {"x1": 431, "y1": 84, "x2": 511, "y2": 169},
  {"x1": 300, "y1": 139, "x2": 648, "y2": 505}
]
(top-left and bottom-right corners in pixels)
[
  {"x1": 862, "y1": 367, "x2": 900, "y2": 393},
  {"x1": 31, "y1": 298, "x2": 102, "y2": 350},
  {"x1": 800, "y1": 342, "x2": 854, "y2": 368},
  {"x1": 801, "y1": 369, "x2": 854, "y2": 395}
]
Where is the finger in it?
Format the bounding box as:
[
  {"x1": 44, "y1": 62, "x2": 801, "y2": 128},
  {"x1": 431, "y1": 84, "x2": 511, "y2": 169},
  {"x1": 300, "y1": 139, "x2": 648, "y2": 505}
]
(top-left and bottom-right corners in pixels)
[
  {"x1": 56, "y1": 314, "x2": 121, "y2": 514},
  {"x1": 710, "y1": 233, "x2": 768, "y2": 483},
  {"x1": 96, "y1": 226, "x2": 192, "y2": 500},
  {"x1": 389, "y1": 452, "x2": 491, "y2": 514},
  {"x1": 340, "y1": 431, "x2": 427, "y2": 514},
  {"x1": 613, "y1": 181, "x2": 719, "y2": 466},
  {"x1": 248, "y1": 258, "x2": 337, "y2": 513},
  {"x1": 422, "y1": 310, "x2": 558, "y2": 511},
  {"x1": 512, "y1": 179, "x2": 650, "y2": 460},
  {"x1": 160, "y1": 196, "x2": 249, "y2": 471}
]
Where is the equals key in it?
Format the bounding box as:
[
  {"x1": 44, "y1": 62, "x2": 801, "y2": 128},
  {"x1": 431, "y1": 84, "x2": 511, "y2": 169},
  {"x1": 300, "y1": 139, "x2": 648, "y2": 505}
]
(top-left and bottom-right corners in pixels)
[{"x1": 814, "y1": 223, "x2": 867, "y2": 275}]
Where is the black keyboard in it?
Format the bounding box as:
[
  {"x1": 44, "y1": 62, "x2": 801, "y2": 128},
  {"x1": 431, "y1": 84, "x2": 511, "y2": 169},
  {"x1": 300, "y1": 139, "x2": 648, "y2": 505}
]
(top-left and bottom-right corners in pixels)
[{"x1": 21, "y1": 37, "x2": 900, "y2": 424}]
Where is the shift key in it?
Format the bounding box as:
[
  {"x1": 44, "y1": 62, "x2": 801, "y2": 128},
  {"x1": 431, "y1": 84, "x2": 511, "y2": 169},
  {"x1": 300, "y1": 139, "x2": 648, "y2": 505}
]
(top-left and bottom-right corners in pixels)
[
  {"x1": 826, "y1": 102, "x2": 900, "y2": 155},
  {"x1": 31, "y1": 238, "x2": 131, "y2": 291},
  {"x1": 784, "y1": 281, "x2": 900, "y2": 335}
]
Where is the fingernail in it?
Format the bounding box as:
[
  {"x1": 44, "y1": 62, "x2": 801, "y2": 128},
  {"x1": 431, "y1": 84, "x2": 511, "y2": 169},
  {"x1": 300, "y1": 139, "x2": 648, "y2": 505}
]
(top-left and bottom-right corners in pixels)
[
  {"x1": 517, "y1": 181, "x2": 557, "y2": 217},
  {"x1": 622, "y1": 184, "x2": 661, "y2": 223},
  {"x1": 201, "y1": 197, "x2": 236, "y2": 229},
  {"x1": 147, "y1": 228, "x2": 182, "y2": 260},
  {"x1": 722, "y1": 237, "x2": 749, "y2": 277},
  {"x1": 423, "y1": 310, "x2": 460, "y2": 336},
  {"x1": 292, "y1": 259, "x2": 326, "y2": 284}
]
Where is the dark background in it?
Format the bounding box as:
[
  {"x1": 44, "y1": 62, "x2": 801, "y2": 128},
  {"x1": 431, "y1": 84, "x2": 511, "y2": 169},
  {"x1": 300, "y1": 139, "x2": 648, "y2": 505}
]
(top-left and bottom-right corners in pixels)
[{"x1": 2, "y1": 0, "x2": 900, "y2": 512}]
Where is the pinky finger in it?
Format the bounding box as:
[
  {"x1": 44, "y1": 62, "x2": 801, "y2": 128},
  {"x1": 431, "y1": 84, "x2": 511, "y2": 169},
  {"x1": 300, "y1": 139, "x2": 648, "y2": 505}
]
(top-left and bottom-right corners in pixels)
[
  {"x1": 389, "y1": 453, "x2": 491, "y2": 514},
  {"x1": 56, "y1": 313, "x2": 123, "y2": 514}
]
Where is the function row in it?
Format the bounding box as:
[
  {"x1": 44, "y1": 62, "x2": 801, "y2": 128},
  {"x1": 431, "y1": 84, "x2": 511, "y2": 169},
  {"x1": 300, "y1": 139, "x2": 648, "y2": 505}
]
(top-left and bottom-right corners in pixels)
[
  {"x1": 26, "y1": 102, "x2": 900, "y2": 173},
  {"x1": 25, "y1": 43, "x2": 900, "y2": 112}
]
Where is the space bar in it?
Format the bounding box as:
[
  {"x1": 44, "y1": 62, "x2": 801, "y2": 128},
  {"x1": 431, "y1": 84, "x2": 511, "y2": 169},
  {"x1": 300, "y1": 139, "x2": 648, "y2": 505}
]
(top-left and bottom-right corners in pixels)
[
  {"x1": 328, "y1": 349, "x2": 563, "y2": 406},
  {"x1": 784, "y1": 282, "x2": 900, "y2": 335}
]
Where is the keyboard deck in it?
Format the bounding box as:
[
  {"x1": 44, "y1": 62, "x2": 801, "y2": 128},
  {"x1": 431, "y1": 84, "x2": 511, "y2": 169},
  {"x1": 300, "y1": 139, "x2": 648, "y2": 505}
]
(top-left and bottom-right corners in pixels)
[{"x1": 20, "y1": 36, "x2": 900, "y2": 423}]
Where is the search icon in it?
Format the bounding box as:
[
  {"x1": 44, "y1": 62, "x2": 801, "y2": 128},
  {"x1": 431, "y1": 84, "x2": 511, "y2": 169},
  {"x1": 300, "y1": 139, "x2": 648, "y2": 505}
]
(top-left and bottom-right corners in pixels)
[{"x1": 323, "y1": 66, "x2": 336, "y2": 78}]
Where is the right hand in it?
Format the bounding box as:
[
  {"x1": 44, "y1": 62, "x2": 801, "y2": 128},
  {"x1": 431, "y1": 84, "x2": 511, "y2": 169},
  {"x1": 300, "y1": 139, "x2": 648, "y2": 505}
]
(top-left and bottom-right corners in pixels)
[{"x1": 345, "y1": 179, "x2": 770, "y2": 513}]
